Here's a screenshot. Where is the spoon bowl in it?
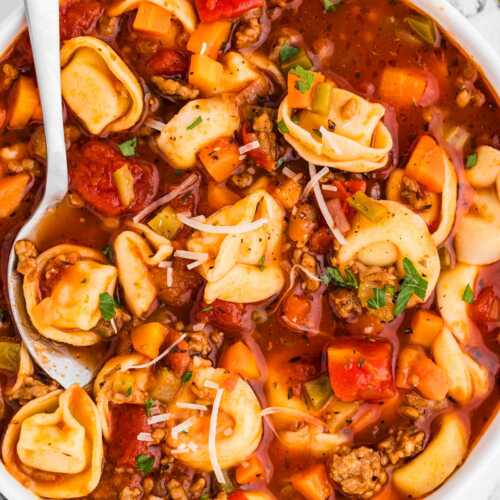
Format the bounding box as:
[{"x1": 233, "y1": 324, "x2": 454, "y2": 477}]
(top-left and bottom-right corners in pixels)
[{"x1": 6, "y1": 0, "x2": 109, "y2": 388}]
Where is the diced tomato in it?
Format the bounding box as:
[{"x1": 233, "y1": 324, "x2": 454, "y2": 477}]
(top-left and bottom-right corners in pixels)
[
  {"x1": 241, "y1": 123, "x2": 275, "y2": 172},
  {"x1": 195, "y1": 0, "x2": 264, "y2": 22},
  {"x1": 60, "y1": 0, "x2": 103, "y2": 41},
  {"x1": 471, "y1": 287, "x2": 500, "y2": 325},
  {"x1": 109, "y1": 404, "x2": 160, "y2": 469},
  {"x1": 69, "y1": 141, "x2": 159, "y2": 217},
  {"x1": 327, "y1": 338, "x2": 395, "y2": 402},
  {"x1": 165, "y1": 331, "x2": 191, "y2": 376},
  {"x1": 196, "y1": 299, "x2": 254, "y2": 334},
  {"x1": 281, "y1": 286, "x2": 324, "y2": 335},
  {"x1": 322, "y1": 179, "x2": 367, "y2": 202},
  {"x1": 147, "y1": 49, "x2": 189, "y2": 77}
]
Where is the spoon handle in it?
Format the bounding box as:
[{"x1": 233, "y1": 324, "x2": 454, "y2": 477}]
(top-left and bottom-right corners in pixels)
[{"x1": 24, "y1": 0, "x2": 67, "y2": 198}]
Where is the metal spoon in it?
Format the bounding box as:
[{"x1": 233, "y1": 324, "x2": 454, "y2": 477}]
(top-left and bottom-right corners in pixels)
[{"x1": 6, "y1": 0, "x2": 109, "y2": 389}]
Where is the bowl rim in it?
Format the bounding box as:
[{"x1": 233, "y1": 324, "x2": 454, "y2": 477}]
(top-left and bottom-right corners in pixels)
[{"x1": 0, "y1": 1, "x2": 499, "y2": 499}]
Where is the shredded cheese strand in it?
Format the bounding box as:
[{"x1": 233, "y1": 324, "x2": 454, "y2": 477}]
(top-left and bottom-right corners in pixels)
[
  {"x1": 308, "y1": 163, "x2": 347, "y2": 245},
  {"x1": 174, "y1": 250, "x2": 210, "y2": 261},
  {"x1": 177, "y1": 213, "x2": 269, "y2": 235},
  {"x1": 145, "y1": 118, "x2": 166, "y2": 131},
  {"x1": 137, "y1": 432, "x2": 153, "y2": 442},
  {"x1": 302, "y1": 166, "x2": 330, "y2": 200},
  {"x1": 209, "y1": 388, "x2": 226, "y2": 484},
  {"x1": 147, "y1": 413, "x2": 171, "y2": 425},
  {"x1": 176, "y1": 402, "x2": 208, "y2": 411},
  {"x1": 133, "y1": 174, "x2": 198, "y2": 223},
  {"x1": 260, "y1": 406, "x2": 326, "y2": 429},
  {"x1": 320, "y1": 126, "x2": 343, "y2": 155},
  {"x1": 172, "y1": 417, "x2": 195, "y2": 439},
  {"x1": 239, "y1": 140, "x2": 260, "y2": 155},
  {"x1": 127, "y1": 334, "x2": 187, "y2": 370}
]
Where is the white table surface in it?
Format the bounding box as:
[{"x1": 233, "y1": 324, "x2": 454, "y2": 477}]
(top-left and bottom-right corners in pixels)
[{"x1": 0, "y1": 0, "x2": 499, "y2": 499}]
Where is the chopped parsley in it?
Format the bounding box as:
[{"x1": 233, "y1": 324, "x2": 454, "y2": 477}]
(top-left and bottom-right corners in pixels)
[
  {"x1": 279, "y1": 43, "x2": 300, "y2": 63},
  {"x1": 187, "y1": 116, "x2": 203, "y2": 130},
  {"x1": 465, "y1": 152, "x2": 478, "y2": 169},
  {"x1": 367, "y1": 287, "x2": 387, "y2": 309},
  {"x1": 145, "y1": 398, "x2": 154, "y2": 416},
  {"x1": 125, "y1": 386, "x2": 133, "y2": 397},
  {"x1": 118, "y1": 137, "x2": 137, "y2": 157},
  {"x1": 258, "y1": 255, "x2": 266, "y2": 271},
  {"x1": 201, "y1": 305, "x2": 213, "y2": 312},
  {"x1": 393, "y1": 258, "x2": 428, "y2": 316},
  {"x1": 99, "y1": 292, "x2": 119, "y2": 321},
  {"x1": 277, "y1": 157, "x2": 286, "y2": 168},
  {"x1": 323, "y1": 0, "x2": 342, "y2": 12},
  {"x1": 321, "y1": 266, "x2": 358, "y2": 289},
  {"x1": 462, "y1": 284, "x2": 475, "y2": 304},
  {"x1": 181, "y1": 371, "x2": 193, "y2": 384},
  {"x1": 277, "y1": 120, "x2": 290, "y2": 134},
  {"x1": 290, "y1": 65, "x2": 315, "y2": 94},
  {"x1": 136, "y1": 454, "x2": 154, "y2": 474},
  {"x1": 102, "y1": 245, "x2": 114, "y2": 262}
]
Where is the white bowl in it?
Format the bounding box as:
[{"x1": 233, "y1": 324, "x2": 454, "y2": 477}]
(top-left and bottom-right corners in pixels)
[{"x1": 0, "y1": 1, "x2": 499, "y2": 499}]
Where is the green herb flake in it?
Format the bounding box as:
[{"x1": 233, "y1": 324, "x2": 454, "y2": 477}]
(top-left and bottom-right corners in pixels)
[
  {"x1": 181, "y1": 371, "x2": 193, "y2": 384},
  {"x1": 258, "y1": 255, "x2": 266, "y2": 271},
  {"x1": 323, "y1": 0, "x2": 342, "y2": 12},
  {"x1": 187, "y1": 116, "x2": 203, "y2": 130},
  {"x1": 145, "y1": 398, "x2": 154, "y2": 416},
  {"x1": 393, "y1": 258, "x2": 428, "y2": 316},
  {"x1": 125, "y1": 386, "x2": 133, "y2": 397},
  {"x1": 277, "y1": 157, "x2": 286, "y2": 168},
  {"x1": 321, "y1": 267, "x2": 358, "y2": 289},
  {"x1": 279, "y1": 43, "x2": 300, "y2": 64},
  {"x1": 367, "y1": 287, "x2": 387, "y2": 309},
  {"x1": 102, "y1": 245, "x2": 114, "y2": 262},
  {"x1": 277, "y1": 120, "x2": 290, "y2": 134},
  {"x1": 290, "y1": 65, "x2": 315, "y2": 94},
  {"x1": 118, "y1": 137, "x2": 137, "y2": 157},
  {"x1": 201, "y1": 305, "x2": 213, "y2": 313},
  {"x1": 99, "y1": 292, "x2": 118, "y2": 321},
  {"x1": 136, "y1": 454, "x2": 154, "y2": 474},
  {"x1": 465, "y1": 152, "x2": 478, "y2": 169},
  {"x1": 462, "y1": 284, "x2": 475, "y2": 304},
  {"x1": 200, "y1": 494, "x2": 210, "y2": 500}
]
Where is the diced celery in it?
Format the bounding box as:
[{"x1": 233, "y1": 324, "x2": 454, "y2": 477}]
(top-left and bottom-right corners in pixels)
[
  {"x1": 348, "y1": 192, "x2": 390, "y2": 223},
  {"x1": 148, "y1": 206, "x2": 182, "y2": 239},
  {"x1": 150, "y1": 367, "x2": 181, "y2": 403},
  {"x1": 280, "y1": 48, "x2": 313, "y2": 73},
  {"x1": 304, "y1": 375, "x2": 333, "y2": 410},
  {"x1": 311, "y1": 82, "x2": 334, "y2": 116},
  {"x1": 405, "y1": 15, "x2": 437, "y2": 45},
  {"x1": 299, "y1": 110, "x2": 329, "y2": 140},
  {"x1": 0, "y1": 342, "x2": 20, "y2": 372},
  {"x1": 113, "y1": 164, "x2": 135, "y2": 207}
]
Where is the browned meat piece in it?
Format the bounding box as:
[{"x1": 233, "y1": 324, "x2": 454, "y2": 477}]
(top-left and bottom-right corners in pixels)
[
  {"x1": 399, "y1": 391, "x2": 449, "y2": 420},
  {"x1": 329, "y1": 288, "x2": 363, "y2": 322},
  {"x1": 252, "y1": 111, "x2": 278, "y2": 164},
  {"x1": 288, "y1": 203, "x2": 318, "y2": 247},
  {"x1": 14, "y1": 240, "x2": 38, "y2": 276},
  {"x1": 8, "y1": 376, "x2": 59, "y2": 405},
  {"x1": 0, "y1": 63, "x2": 19, "y2": 92},
  {"x1": 377, "y1": 427, "x2": 425, "y2": 465},
  {"x1": 329, "y1": 446, "x2": 389, "y2": 499},
  {"x1": 151, "y1": 77, "x2": 200, "y2": 100},
  {"x1": 235, "y1": 9, "x2": 262, "y2": 48},
  {"x1": 400, "y1": 175, "x2": 435, "y2": 212},
  {"x1": 150, "y1": 258, "x2": 203, "y2": 308},
  {"x1": 196, "y1": 300, "x2": 254, "y2": 334}
]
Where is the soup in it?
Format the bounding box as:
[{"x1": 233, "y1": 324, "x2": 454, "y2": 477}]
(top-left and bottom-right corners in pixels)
[{"x1": 0, "y1": 0, "x2": 499, "y2": 499}]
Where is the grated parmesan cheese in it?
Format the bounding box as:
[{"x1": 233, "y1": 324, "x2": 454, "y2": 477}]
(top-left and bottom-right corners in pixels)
[
  {"x1": 137, "y1": 432, "x2": 153, "y2": 442},
  {"x1": 171, "y1": 417, "x2": 195, "y2": 439},
  {"x1": 166, "y1": 266, "x2": 173, "y2": 287},
  {"x1": 177, "y1": 214, "x2": 268, "y2": 235},
  {"x1": 308, "y1": 163, "x2": 347, "y2": 245},
  {"x1": 204, "y1": 380, "x2": 219, "y2": 389},
  {"x1": 147, "y1": 413, "x2": 171, "y2": 425},
  {"x1": 145, "y1": 118, "x2": 166, "y2": 131},
  {"x1": 302, "y1": 166, "x2": 329, "y2": 200},
  {"x1": 239, "y1": 140, "x2": 260, "y2": 155},
  {"x1": 127, "y1": 334, "x2": 187, "y2": 370},
  {"x1": 176, "y1": 402, "x2": 208, "y2": 411}
]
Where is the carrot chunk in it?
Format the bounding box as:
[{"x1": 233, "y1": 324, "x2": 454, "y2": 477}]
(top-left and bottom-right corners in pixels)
[
  {"x1": 290, "y1": 463, "x2": 333, "y2": 500},
  {"x1": 187, "y1": 21, "x2": 232, "y2": 59},
  {"x1": 287, "y1": 70, "x2": 325, "y2": 110},
  {"x1": 199, "y1": 137, "x2": 240, "y2": 182},
  {"x1": 220, "y1": 341, "x2": 260, "y2": 379},
  {"x1": 405, "y1": 135, "x2": 445, "y2": 193},
  {"x1": 235, "y1": 455, "x2": 265, "y2": 484},
  {"x1": 379, "y1": 67, "x2": 427, "y2": 107},
  {"x1": 207, "y1": 182, "x2": 240, "y2": 212},
  {"x1": 0, "y1": 173, "x2": 31, "y2": 218},
  {"x1": 133, "y1": 2, "x2": 173, "y2": 36},
  {"x1": 8, "y1": 76, "x2": 40, "y2": 129},
  {"x1": 410, "y1": 310, "x2": 444, "y2": 347}
]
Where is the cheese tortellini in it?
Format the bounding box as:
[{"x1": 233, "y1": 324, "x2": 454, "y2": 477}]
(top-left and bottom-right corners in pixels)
[
  {"x1": 278, "y1": 87, "x2": 393, "y2": 172},
  {"x1": 61, "y1": 36, "x2": 144, "y2": 135},
  {"x1": 23, "y1": 244, "x2": 117, "y2": 346},
  {"x1": 187, "y1": 190, "x2": 285, "y2": 304},
  {"x1": 170, "y1": 367, "x2": 263, "y2": 471},
  {"x1": 338, "y1": 200, "x2": 440, "y2": 303},
  {"x1": 2, "y1": 385, "x2": 103, "y2": 498},
  {"x1": 455, "y1": 145, "x2": 500, "y2": 265},
  {"x1": 114, "y1": 222, "x2": 173, "y2": 317},
  {"x1": 157, "y1": 96, "x2": 240, "y2": 169},
  {"x1": 433, "y1": 264, "x2": 491, "y2": 405},
  {"x1": 107, "y1": 0, "x2": 197, "y2": 33}
]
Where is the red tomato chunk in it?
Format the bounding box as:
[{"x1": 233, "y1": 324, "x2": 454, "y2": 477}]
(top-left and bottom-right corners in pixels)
[
  {"x1": 147, "y1": 49, "x2": 190, "y2": 77},
  {"x1": 60, "y1": 0, "x2": 103, "y2": 41},
  {"x1": 69, "y1": 140, "x2": 159, "y2": 217},
  {"x1": 109, "y1": 404, "x2": 160, "y2": 469},
  {"x1": 327, "y1": 338, "x2": 395, "y2": 402},
  {"x1": 471, "y1": 287, "x2": 500, "y2": 326},
  {"x1": 195, "y1": 0, "x2": 264, "y2": 23}
]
